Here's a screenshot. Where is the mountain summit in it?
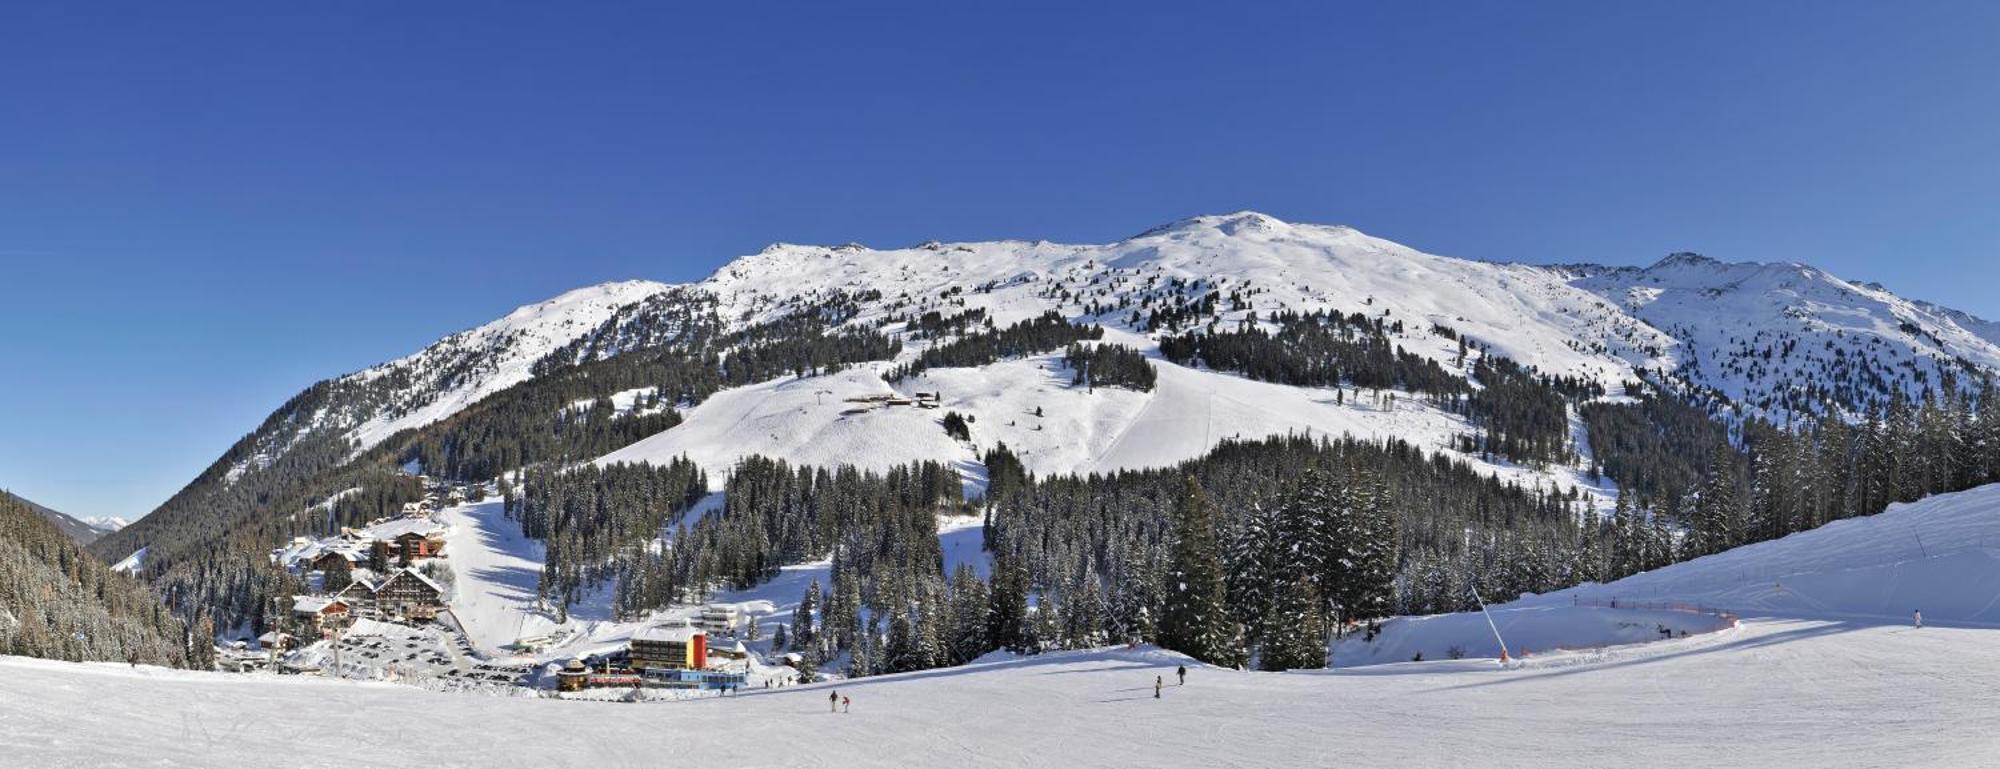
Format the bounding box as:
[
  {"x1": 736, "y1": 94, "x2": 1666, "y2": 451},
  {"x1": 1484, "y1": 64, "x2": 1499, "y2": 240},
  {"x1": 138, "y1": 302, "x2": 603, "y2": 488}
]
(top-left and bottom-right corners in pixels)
[{"x1": 90, "y1": 214, "x2": 2000, "y2": 640}]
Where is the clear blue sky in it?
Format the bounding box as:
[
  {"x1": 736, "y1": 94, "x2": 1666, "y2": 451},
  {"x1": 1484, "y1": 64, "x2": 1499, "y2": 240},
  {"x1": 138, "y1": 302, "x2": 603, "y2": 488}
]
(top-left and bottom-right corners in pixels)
[{"x1": 3, "y1": 2, "x2": 1997, "y2": 521}]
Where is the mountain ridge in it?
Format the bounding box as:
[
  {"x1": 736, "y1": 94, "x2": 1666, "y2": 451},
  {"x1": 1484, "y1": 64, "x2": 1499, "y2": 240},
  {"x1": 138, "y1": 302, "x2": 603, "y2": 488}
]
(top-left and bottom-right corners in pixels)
[
  {"x1": 110, "y1": 212, "x2": 2000, "y2": 529},
  {"x1": 89, "y1": 213, "x2": 2000, "y2": 645}
]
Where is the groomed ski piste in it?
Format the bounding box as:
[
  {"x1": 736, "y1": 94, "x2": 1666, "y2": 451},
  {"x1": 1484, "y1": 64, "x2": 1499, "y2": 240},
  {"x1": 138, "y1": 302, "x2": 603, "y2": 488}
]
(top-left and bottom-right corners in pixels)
[{"x1": 12, "y1": 486, "x2": 2000, "y2": 767}]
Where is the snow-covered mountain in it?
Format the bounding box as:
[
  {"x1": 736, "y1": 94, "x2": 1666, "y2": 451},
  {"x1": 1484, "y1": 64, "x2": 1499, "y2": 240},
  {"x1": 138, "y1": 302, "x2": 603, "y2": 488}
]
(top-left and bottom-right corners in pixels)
[
  {"x1": 99, "y1": 212, "x2": 2000, "y2": 561},
  {"x1": 425, "y1": 211, "x2": 2000, "y2": 459},
  {"x1": 213, "y1": 279, "x2": 675, "y2": 485},
  {"x1": 585, "y1": 212, "x2": 2000, "y2": 483},
  {"x1": 83, "y1": 516, "x2": 130, "y2": 533},
  {"x1": 1575, "y1": 253, "x2": 2000, "y2": 416}
]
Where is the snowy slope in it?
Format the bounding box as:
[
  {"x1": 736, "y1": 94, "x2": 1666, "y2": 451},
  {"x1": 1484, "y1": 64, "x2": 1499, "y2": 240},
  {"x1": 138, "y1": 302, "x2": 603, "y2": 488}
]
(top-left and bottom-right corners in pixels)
[
  {"x1": 1335, "y1": 482, "x2": 2000, "y2": 667},
  {"x1": 704, "y1": 212, "x2": 1676, "y2": 383},
  {"x1": 339, "y1": 280, "x2": 675, "y2": 451},
  {"x1": 1577, "y1": 254, "x2": 2000, "y2": 415},
  {"x1": 599, "y1": 345, "x2": 1611, "y2": 507},
  {"x1": 596, "y1": 367, "x2": 978, "y2": 490},
  {"x1": 1531, "y1": 482, "x2": 2000, "y2": 624},
  {"x1": 5, "y1": 616, "x2": 1995, "y2": 768}
]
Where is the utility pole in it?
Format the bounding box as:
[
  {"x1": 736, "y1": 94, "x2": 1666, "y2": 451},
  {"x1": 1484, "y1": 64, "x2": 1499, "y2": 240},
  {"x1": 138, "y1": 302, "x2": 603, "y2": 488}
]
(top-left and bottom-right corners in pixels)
[{"x1": 1470, "y1": 585, "x2": 1512, "y2": 664}]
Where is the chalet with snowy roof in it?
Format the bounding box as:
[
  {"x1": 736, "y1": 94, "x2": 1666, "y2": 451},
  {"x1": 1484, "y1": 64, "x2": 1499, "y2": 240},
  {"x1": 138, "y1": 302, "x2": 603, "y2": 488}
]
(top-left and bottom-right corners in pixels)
[
  {"x1": 629, "y1": 623, "x2": 706, "y2": 671},
  {"x1": 373, "y1": 567, "x2": 444, "y2": 620},
  {"x1": 309, "y1": 549, "x2": 361, "y2": 573},
  {"x1": 291, "y1": 596, "x2": 350, "y2": 629},
  {"x1": 710, "y1": 639, "x2": 749, "y2": 661},
  {"x1": 335, "y1": 576, "x2": 377, "y2": 605}
]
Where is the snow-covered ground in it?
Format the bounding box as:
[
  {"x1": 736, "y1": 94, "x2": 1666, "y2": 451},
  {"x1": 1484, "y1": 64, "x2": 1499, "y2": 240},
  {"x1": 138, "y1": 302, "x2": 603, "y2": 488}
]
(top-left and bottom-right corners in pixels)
[
  {"x1": 602, "y1": 351, "x2": 1615, "y2": 509},
  {"x1": 439, "y1": 498, "x2": 562, "y2": 656},
  {"x1": 110, "y1": 546, "x2": 146, "y2": 574},
  {"x1": 1335, "y1": 482, "x2": 2000, "y2": 670},
  {"x1": 1532, "y1": 482, "x2": 2000, "y2": 626},
  {"x1": 26, "y1": 485, "x2": 2000, "y2": 767},
  {"x1": 4, "y1": 616, "x2": 1993, "y2": 768}
]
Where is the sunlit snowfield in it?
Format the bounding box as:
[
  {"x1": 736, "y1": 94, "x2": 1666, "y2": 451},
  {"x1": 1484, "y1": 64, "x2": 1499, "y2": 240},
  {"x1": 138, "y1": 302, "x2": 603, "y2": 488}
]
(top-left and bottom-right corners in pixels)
[
  {"x1": 2, "y1": 616, "x2": 1993, "y2": 769},
  {"x1": 20, "y1": 478, "x2": 2000, "y2": 768}
]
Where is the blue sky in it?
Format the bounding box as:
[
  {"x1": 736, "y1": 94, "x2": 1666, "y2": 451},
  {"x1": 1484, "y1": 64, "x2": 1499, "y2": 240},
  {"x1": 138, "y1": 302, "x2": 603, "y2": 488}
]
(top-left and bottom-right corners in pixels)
[{"x1": 3, "y1": 2, "x2": 1998, "y2": 521}]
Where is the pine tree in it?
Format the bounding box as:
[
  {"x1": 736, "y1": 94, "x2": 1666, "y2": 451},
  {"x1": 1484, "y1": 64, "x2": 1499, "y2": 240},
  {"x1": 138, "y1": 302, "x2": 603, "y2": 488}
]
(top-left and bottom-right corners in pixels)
[
  {"x1": 885, "y1": 610, "x2": 920, "y2": 672},
  {"x1": 187, "y1": 607, "x2": 217, "y2": 670},
  {"x1": 1159, "y1": 477, "x2": 1241, "y2": 667},
  {"x1": 947, "y1": 563, "x2": 991, "y2": 664},
  {"x1": 793, "y1": 578, "x2": 820, "y2": 648},
  {"x1": 1689, "y1": 443, "x2": 1742, "y2": 557},
  {"x1": 1258, "y1": 575, "x2": 1328, "y2": 671},
  {"x1": 1332, "y1": 470, "x2": 1398, "y2": 628},
  {"x1": 987, "y1": 549, "x2": 1031, "y2": 653}
]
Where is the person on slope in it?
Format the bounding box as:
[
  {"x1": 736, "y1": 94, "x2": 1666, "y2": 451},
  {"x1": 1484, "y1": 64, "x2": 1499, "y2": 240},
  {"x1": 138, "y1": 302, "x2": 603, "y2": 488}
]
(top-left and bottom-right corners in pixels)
[
  {"x1": 842, "y1": 695, "x2": 851, "y2": 713},
  {"x1": 830, "y1": 690, "x2": 839, "y2": 712},
  {"x1": 1914, "y1": 609, "x2": 1923, "y2": 629},
  {"x1": 1154, "y1": 675, "x2": 1163, "y2": 699},
  {"x1": 1177, "y1": 664, "x2": 1186, "y2": 686}
]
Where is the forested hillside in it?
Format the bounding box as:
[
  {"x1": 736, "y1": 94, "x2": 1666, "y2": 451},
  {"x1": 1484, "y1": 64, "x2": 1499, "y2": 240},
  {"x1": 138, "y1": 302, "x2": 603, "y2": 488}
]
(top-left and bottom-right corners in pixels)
[
  {"x1": 3, "y1": 490, "x2": 108, "y2": 545},
  {"x1": 89, "y1": 294, "x2": 900, "y2": 636},
  {"x1": 0, "y1": 492, "x2": 195, "y2": 667}
]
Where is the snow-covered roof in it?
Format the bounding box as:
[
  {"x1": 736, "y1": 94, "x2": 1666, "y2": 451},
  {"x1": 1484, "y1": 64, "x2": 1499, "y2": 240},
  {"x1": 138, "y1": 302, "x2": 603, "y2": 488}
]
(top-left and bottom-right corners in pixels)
[
  {"x1": 361, "y1": 518, "x2": 445, "y2": 540},
  {"x1": 631, "y1": 624, "x2": 704, "y2": 644},
  {"x1": 292, "y1": 596, "x2": 344, "y2": 614},
  {"x1": 383, "y1": 567, "x2": 444, "y2": 594}
]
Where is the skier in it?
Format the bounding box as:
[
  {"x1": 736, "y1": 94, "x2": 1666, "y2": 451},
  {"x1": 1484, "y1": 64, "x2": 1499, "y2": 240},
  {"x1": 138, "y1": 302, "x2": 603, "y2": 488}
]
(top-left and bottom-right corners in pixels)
[
  {"x1": 830, "y1": 690, "x2": 839, "y2": 712},
  {"x1": 1914, "y1": 609, "x2": 1923, "y2": 629},
  {"x1": 842, "y1": 695, "x2": 851, "y2": 713},
  {"x1": 1176, "y1": 664, "x2": 1186, "y2": 686},
  {"x1": 1154, "y1": 675, "x2": 1162, "y2": 699}
]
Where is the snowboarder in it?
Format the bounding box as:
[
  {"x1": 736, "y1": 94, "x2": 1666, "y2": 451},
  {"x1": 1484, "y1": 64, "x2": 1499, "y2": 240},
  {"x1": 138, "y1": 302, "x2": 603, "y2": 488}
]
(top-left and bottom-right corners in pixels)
[
  {"x1": 1154, "y1": 676, "x2": 1162, "y2": 699},
  {"x1": 830, "y1": 690, "x2": 839, "y2": 712},
  {"x1": 1176, "y1": 665, "x2": 1186, "y2": 686},
  {"x1": 1914, "y1": 609, "x2": 1923, "y2": 628},
  {"x1": 842, "y1": 695, "x2": 850, "y2": 713}
]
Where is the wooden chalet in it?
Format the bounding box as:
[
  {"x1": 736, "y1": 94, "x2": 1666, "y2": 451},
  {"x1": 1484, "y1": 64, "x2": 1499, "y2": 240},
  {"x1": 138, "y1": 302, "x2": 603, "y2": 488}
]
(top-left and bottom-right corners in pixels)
[
  {"x1": 308, "y1": 549, "x2": 361, "y2": 573},
  {"x1": 291, "y1": 596, "x2": 351, "y2": 629}
]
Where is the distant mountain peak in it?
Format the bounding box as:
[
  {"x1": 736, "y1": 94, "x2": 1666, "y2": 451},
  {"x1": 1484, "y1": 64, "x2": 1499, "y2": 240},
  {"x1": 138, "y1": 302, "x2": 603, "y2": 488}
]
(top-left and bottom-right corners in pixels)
[
  {"x1": 1649, "y1": 251, "x2": 1721, "y2": 270},
  {"x1": 1132, "y1": 210, "x2": 1300, "y2": 239}
]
